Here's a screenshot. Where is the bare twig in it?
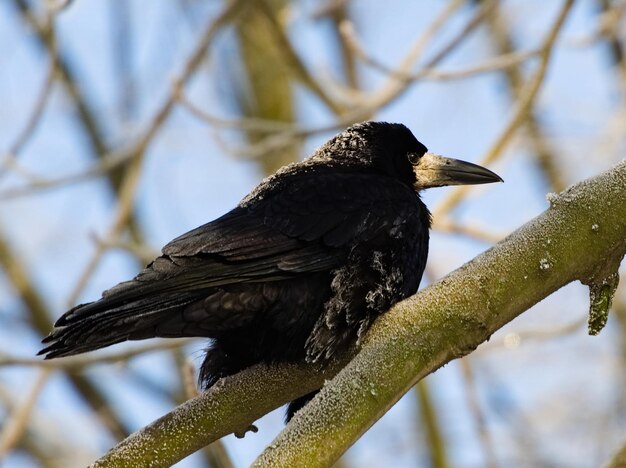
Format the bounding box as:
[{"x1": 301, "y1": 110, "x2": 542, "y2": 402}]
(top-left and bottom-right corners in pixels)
[
  {"x1": 326, "y1": 5, "x2": 360, "y2": 91},
  {"x1": 432, "y1": 218, "x2": 503, "y2": 244},
  {"x1": 311, "y1": 0, "x2": 350, "y2": 19},
  {"x1": 482, "y1": 1, "x2": 568, "y2": 193},
  {"x1": 461, "y1": 358, "x2": 498, "y2": 468},
  {"x1": 434, "y1": 0, "x2": 574, "y2": 218},
  {"x1": 183, "y1": 0, "x2": 493, "y2": 162},
  {"x1": 341, "y1": 19, "x2": 542, "y2": 82},
  {"x1": 175, "y1": 86, "x2": 298, "y2": 133},
  {"x1": 355, "y1": 0, "x2": 494, "y2": 111},
  {"x1": 0, "y1": 369, "x2": 52, "y2": 456},
  {"x1": 0, "y1": 147, "x2": 135, "y2": 200},
  {"x1": 66, "y1": 0, "x2": 247, "y2": 307},
  {"x1": 10, "y1": 0, "x2": 146, "y2": 245},
  {"x1": 90, "y1": 232, "x2": 159, "y2": 265},
  {"x1": 109, "y1": 0, "x2": 135, "y2": 123},
  {"x1": 0, "y1": 339, "x2": 192, "y2": 369},
  {"x1": 323, "y1": 0, "x2": 492, "y2": 119},
  {"x1": 479, "y1": 317, "x2": 587, "y2": 352},
  {"x1": 11, "y1": 0, "x2": 109, "y2": 164},
  {"x1": 0, "y1": 231, "x2": 132, "y2": 440},
  {"x1": 182, "y1": 359, "x2": 200, "y2": 400},
  {"x1": 415, "y1": 380, "x2": 450, "y2": 468},
  {"x1": 333, "y1": 0, "x2": 466, "y2": 108},
  {"x1": 1, "y1": 39, "x2": 57, "y2": 174}
]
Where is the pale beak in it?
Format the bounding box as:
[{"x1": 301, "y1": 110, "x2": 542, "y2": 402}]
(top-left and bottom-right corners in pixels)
[{"x1": 413, "y1": 152, "x2": 503, "y2": 189}]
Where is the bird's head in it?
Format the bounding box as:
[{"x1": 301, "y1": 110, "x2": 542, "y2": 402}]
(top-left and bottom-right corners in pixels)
[{"x1": 325, "y1": 121, "x2": 502, "y2": 191}]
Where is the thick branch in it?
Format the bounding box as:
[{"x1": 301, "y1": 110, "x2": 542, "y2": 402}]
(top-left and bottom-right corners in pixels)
[
  {"x1": 95, "y1": 159, "x2": 626, "y2": 466},
  {"x1": 92, "y1": 359, "x2": 348, "y2": 467}
]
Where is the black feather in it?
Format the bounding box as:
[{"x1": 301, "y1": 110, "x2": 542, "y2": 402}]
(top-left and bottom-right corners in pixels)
[{"x1": 40, "y1": 122, "x2": 499, "y2": 422}]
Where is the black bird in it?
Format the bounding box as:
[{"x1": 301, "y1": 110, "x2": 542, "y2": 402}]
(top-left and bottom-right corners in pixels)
[{"x1": 39, "y1": 122, "x2": 501, "y2": 420}]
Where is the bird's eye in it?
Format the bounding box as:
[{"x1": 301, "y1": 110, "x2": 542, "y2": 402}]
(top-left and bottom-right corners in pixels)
[{"x1": 408, "y1": 153, "x2": 420, "y2": 165}]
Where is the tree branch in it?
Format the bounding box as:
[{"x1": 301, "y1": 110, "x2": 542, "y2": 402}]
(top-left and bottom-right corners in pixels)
[
  {"x1": 92, "y1": 359, "x2": 348, "y2": 467},
  {"x1": 434, "y1": 0, "x2": 574, "y2": 218},
  {"x1": 65, "y1": 0, "x2": 246, "y2": 307}
]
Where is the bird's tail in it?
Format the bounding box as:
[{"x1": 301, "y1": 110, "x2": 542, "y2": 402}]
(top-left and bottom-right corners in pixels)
[{"x1": 38, "y1": 292, "x2": 201, "y2": 359}]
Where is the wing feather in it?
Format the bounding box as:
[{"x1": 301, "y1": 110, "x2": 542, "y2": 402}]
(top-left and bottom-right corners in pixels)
[{"x1": 102, "y1": 171, "x2": 418, "y2": 306}]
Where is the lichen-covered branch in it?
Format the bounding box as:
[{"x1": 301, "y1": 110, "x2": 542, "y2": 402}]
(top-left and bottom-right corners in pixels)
[{"x1": 93, "y1": 159, "x2": 626, "y2": 467}]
